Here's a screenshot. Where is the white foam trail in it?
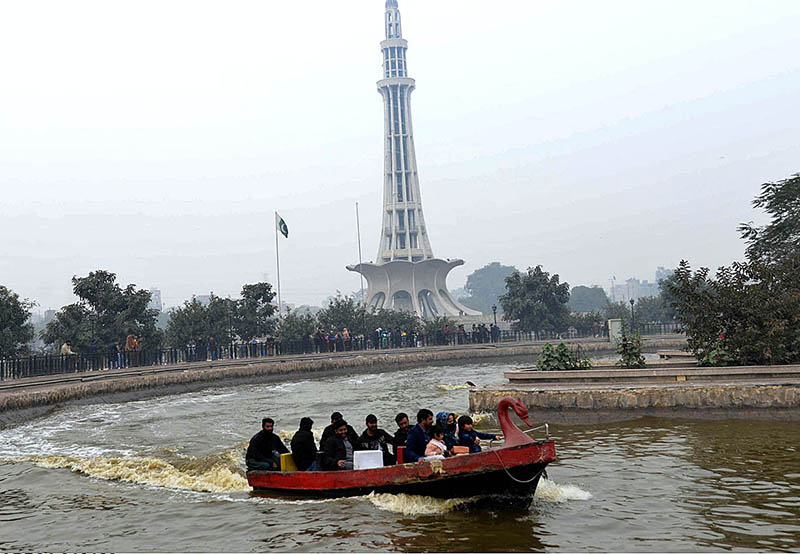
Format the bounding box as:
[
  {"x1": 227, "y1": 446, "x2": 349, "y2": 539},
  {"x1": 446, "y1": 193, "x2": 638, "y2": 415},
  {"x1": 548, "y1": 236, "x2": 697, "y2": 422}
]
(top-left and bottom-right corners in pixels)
[
  {"x1": 367, "y1": 492, "x2": 476, "y2": 515},
  {"x1": 534, "y1": 478, "x2": 592, "y2": 502},
  {"x1": 436, "y1": 384, "x2": 470, "y2": 391}
]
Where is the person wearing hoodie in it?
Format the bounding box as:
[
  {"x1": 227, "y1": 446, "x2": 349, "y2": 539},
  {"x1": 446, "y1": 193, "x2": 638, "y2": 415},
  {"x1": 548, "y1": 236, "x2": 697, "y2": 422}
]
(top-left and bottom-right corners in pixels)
[
  {"x1": 435, "y1": 411, "x2": 459, "y2": 450},
  {"x1": 456, "y1": 415, "x2": 500, "y2": 454},
  {"x1": 290, "y1": 417, "x2": 317, "y2": 471}
]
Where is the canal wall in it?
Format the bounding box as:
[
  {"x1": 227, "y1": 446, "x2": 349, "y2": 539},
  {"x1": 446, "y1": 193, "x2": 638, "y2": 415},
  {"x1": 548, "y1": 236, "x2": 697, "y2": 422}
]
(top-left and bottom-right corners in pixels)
[
  {"x1": 0, "y1": 338, "x2": 686, "y2": 427},
  {"x1": 470, "y1": 365, "x2": 800, "y2": 423}
]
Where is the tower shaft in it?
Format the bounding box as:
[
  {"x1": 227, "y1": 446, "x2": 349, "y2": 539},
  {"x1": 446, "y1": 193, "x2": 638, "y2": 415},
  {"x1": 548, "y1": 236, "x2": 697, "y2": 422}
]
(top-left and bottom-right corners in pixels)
[{"x1": 377, "y1": 0, "x2": 433, "y2": 263}]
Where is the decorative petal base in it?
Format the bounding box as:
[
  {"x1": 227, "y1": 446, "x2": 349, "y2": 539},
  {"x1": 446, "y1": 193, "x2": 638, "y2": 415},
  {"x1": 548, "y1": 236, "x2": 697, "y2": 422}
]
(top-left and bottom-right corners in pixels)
[{"x1": 346, "y1": 258, "x2": 482, "y2": 318}]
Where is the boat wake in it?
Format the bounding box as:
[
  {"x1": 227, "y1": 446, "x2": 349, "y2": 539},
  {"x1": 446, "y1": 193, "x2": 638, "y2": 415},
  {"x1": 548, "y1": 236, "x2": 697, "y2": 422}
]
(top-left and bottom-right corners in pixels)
[{"x1": 16, "y1": 445, "x2": 250, "y2": 494}]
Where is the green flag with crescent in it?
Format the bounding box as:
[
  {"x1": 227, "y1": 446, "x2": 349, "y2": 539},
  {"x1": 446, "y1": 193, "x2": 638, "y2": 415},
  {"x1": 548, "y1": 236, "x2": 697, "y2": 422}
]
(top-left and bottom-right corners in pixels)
[{"x1": 275, "y1": 212, "x2": 288, "y2": 238}]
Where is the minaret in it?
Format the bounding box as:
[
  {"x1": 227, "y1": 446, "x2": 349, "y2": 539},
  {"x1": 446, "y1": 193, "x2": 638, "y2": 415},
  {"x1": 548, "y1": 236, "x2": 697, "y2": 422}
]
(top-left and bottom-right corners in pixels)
[
  {"x1": 347, "y1": 0, "x2": 480, "y2": 318},
  {"x1": 377, "y1": 0, "x2": 433, "y2": 263}
]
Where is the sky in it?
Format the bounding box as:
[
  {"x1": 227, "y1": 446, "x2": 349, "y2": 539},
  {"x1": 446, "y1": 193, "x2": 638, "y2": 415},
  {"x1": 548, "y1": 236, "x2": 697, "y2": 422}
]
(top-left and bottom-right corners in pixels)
[{"x1": 1, "y1": 0, "x2": 799, "y2": 311}]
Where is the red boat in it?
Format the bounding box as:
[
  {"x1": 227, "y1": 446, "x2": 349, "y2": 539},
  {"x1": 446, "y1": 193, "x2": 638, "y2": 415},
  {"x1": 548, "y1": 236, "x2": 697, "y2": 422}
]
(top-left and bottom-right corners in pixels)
[{"x1": 247, "y1": 397, "x2": 556, "y2": 504}]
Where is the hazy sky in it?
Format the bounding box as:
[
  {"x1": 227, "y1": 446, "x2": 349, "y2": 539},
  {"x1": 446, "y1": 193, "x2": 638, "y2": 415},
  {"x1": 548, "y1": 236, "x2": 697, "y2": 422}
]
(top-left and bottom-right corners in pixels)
[{"x1": 2, "y1": 0, "x2": 799, "y2": 311}]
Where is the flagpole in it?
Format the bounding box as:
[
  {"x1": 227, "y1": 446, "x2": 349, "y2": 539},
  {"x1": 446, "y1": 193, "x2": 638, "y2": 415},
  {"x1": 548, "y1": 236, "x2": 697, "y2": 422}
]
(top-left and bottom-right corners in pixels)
[
  {"x1": 275, "y1": 212, "x2": 282, "y2": 320},
  {"x1": 355, "y1": 202, "x2": 365, "y2": 306}
]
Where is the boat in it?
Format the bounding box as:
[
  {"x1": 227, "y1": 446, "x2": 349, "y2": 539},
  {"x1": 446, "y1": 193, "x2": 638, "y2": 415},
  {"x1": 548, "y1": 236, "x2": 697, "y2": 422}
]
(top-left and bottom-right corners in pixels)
[{"x1": 247, "y1": 397, "x2": 556, "y2": 504}]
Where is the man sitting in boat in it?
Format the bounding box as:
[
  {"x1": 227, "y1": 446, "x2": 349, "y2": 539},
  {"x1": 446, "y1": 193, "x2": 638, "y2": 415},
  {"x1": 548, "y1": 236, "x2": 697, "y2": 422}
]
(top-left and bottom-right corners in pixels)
[
  {"x1": 321, "y1": 419, "x2": 356, "y2": 470},
  {"x1": 320, "y1": 411, "x2": 359, "y2": 446},
  {"x1": 404, "y1": 409, "x2": 434, "y2": 463},
  {"x1": 357, "y1": 414, "x2": 396, "y2": 466},
  {"x1": 392, "y1": 412, "x2": 410, "y2": 458},
  {"x1": 456, "y1": 415, "x2": 500, "y2": 453},
  {"x1": 246, "y1": 417, "x2": 289, "y2": 470},
  {"x1": 290, "y1": 417, "x2": 317, "y2": 471}
]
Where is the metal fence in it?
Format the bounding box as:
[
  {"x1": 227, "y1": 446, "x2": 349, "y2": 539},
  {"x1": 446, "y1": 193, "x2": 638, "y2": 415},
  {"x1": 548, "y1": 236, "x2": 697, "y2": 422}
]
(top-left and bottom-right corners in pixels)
[{"x1": 0, "y1": 323, "x2": 681, "y2": 381}]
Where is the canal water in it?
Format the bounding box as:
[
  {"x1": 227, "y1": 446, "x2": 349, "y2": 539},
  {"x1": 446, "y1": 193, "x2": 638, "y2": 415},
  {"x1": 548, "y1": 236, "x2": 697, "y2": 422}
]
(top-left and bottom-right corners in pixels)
[{"x1": 1, "y1": 361, "x2": 798, "y2": 552}]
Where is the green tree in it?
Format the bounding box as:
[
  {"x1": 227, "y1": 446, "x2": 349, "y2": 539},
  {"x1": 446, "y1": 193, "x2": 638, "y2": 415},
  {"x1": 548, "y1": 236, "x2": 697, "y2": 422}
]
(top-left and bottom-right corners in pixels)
[
  {"x1": 634, "y1": 296, "x2": 673, "y2": 324},
  {"x1": 567, "y1": 311, "x2": 605, "y2": 335},
  {"x1": 499, "y1": 265, "x2": 570, "y2": 332},
  {"x1": 42, "y1": 270, "x2": 160, "y2": 351},
  {"x1": 0, "y1": 285, "x2": 35, "y2": 358},
  {"x1": 234, "y1": 282, "x2": 277, "y2": 340},
  {"x1": 667, "y1": 173, "x2": 800, "y2": 365},
  {"x1": 165, "y1": 295, "x2": 236, "y2": 347},
  {"x1": 278, "y1": 310, "x2": 317, "y2": 346},
  {"x1": 568, "y1": 286, "x2": 609, "y2": 313},
  {"x1": 420, "y1": 314, "x2": 454, "y2": 338},
  {"x1": 739, "y1": 173, "x2": 800, "y2": 264},
  {"x1": 460, "y1": 262, "x2": 519, "y2": 314},
  {"x1": 317, "y1": 295, "x2": 370, "y2": 336}
]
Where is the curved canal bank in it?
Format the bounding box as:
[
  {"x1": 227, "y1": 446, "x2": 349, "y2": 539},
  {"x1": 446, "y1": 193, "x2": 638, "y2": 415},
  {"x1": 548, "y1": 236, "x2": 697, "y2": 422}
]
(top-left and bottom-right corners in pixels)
[{"x1": 0, "y1": 337, "x2": 686, "y2": 427}]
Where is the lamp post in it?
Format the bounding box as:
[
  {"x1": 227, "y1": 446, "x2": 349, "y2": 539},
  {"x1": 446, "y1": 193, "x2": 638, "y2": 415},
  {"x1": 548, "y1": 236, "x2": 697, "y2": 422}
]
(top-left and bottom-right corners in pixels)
[
  {"x1": 491, "y1": 305, "x2": 497, "y2": 326},
  {"x1": 629, "y1": 298, "x2": 635, "y2": 334}
]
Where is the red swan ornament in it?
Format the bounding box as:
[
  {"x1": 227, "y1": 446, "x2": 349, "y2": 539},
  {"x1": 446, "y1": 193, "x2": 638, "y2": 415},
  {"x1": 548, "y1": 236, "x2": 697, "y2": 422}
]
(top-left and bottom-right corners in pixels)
[{"x1": 497, "y1": 397, "x2": 535, "y2": 447}]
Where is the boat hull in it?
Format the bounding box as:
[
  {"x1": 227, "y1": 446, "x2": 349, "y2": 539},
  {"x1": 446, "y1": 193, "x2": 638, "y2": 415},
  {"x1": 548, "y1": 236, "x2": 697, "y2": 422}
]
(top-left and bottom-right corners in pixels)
[{"x1": 247, "y1": 440, "x2": 555, "y2": 504}]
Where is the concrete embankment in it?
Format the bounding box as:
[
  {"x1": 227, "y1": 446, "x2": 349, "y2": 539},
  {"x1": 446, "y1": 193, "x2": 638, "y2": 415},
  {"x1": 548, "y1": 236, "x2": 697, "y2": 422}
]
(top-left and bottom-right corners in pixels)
[
  {"x1": 0, "y1": 337, "x2": 685, "y2": 427},
  {"x1": 470, "y1": 364, "x2": 800, "y2": 423}
]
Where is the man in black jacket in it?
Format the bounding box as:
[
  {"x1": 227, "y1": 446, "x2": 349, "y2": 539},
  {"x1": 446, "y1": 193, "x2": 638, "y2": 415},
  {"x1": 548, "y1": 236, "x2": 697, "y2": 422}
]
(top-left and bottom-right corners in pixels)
[
  {"x1": 290, "y1": 417, "x2": 317, "y2": 471},
  {"x1": 322, "y1": 419, "x2": 355, "y2": 470},
  {"x1": 358, "y1": 414, "x2": 395, "y2": 466},
  {"x1": 246, "y1": 418, "x2": 289, "y2": 470}
]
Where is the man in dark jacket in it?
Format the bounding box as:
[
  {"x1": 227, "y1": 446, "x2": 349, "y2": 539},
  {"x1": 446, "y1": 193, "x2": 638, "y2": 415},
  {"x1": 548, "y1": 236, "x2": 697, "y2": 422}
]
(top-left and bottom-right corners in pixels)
[
  {"x1": 290, "y1": 417, "x2": 317, "y2": 471},
  {"x1": 322, "y1": 419, "x2": 355, "y2": 470},
  {"x1": 392, "y1": 412, "x2": 410, "y2": 457},
  {"x1": 321, "y1": 411, "x2": 359, "y2": 446},
  {"x1": 246, "y1": 417, "x2": 289, "y2": 470},
  {"x1": 405, "y1": 409, "x2": 434, "y2": 463},
  {"x1": 358, "y1": 414, "x2": 396, "y2": 466}
]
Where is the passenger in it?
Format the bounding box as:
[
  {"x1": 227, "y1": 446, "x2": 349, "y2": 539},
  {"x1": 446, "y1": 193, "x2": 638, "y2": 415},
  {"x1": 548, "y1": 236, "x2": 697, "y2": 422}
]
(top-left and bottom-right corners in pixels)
[
  {"x1": 246, "y1": 417, "x2": 289, "y2": 470},
  {"x1": 358, "y1": 414, "x2": 396, "y2": 466},
  {"x1": 392, "y1": 412, "x2": 410, "y2": 457},
  {"x1": 322, "y1": 419, "x2": 355, "y2": 470},
  {"x1": 424, "y1": 424, "x2": 451, "y2": 459},
  {"x1": 321, "y1": 411, "x2": 359, "y2": 446},
  {"x1": 290, "y1": 417, "x2": 317, "y2": 471},
  {"x1": 435, "y1": 411, "x2": 459, "y2": 450},
  {"x1": 456, "y1": 415, "x2": 500, "y2": 453},
  {"x1": 404, "y1": 409, "x2": 434, "y2": 463}
]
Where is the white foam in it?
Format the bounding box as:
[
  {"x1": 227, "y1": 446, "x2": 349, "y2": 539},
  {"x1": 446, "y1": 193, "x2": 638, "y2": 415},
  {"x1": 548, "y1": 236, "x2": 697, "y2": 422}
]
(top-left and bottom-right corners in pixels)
[{"x1": 534, "y1": 478, "x2": 592, "y2": 502}]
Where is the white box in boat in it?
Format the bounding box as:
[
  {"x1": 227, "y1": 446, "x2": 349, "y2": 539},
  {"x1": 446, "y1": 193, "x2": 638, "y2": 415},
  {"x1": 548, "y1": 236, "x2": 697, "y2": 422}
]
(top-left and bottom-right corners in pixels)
[{"x1": 353, "y1": 450, "x2": 383, "y2": 470}]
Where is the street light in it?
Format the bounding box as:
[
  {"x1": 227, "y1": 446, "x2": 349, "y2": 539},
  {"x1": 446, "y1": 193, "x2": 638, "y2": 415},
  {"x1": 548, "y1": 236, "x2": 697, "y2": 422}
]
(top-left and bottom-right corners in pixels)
[
  {"x1": 629, "y1": 298, "x2": 635, "y2": 333},
  {"x1": 491, "y1": 305, "x2": 497, "y2": 326}
]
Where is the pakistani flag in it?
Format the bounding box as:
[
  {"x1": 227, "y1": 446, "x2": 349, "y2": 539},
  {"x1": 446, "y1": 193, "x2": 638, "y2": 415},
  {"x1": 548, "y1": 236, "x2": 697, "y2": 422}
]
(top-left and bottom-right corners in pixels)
[{"x1": 275, "y1": 212, "x2": 289, "y2": 238}]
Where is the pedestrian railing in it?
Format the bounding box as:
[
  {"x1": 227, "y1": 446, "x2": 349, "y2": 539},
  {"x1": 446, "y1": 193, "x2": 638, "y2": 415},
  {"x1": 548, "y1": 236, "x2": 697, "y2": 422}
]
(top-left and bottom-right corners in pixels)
[{"x1": 0, "y1": 324, "x2": 682, "y2": 381}]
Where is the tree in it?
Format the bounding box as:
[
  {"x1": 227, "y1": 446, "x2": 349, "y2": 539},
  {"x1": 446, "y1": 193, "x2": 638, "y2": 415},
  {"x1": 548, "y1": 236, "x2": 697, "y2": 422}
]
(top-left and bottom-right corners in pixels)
[
  {"x1": 568, "y1": 286, "x2": 609, "y2": 313},
  {"x1": 165, "y1": 295, "x2": 236, "y2": 347},
  {"x1": 0, "y1": 285, "x2": 35, "y2": 358},
  {"x1": 234, "y1": 282, "x2": 276, "y2": 340},
  {"x1": 42, "y1": 270, "x2": 161, "y2": 351},
  {"x1": 667, "y1": 173, "x2": 800, "y2": 366},
  {"x1": 317, "y1": 295, "x2": 370, "y2": 336},
  {"x1": 460, "y1": 262, "x2": 520, "y2": 314},
  {"x1": 567, "y1": 312, "x2": 604, "y2": 335},
  {"x1": 499, "y1": 266, "x2": 570, "y2": 332},
  {"x1": 739, "y1": 173, "x2": 800, "y2": 264},
  {"x1": 279, "y1": 310, "x2": 317, "y2": 346},
  {"x1": 635, "y1": 296, "x2": 673, "y2": 324}
]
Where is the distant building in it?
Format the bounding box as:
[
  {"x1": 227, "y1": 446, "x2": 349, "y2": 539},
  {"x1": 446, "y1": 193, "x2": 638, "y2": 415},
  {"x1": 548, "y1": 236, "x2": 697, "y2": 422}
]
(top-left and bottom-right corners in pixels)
[
  {"x1": 610, "y1": 278, "x2": 659, "y2": 303},
  {"x1": 656, "y1": 266, "x2": 674, "y2": 283},
  {"x1": 148, "y1": 288, "x2": 163, "y2": 312},
  {"x1": 44, "y1": 309, "x2": 56, "y2": 323}
]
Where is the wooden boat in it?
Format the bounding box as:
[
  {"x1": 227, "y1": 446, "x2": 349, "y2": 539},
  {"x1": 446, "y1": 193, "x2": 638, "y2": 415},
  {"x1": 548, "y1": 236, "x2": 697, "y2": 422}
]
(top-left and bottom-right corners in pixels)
[{"x1": 247, "y1": 397, "x2": 556, "y2": 504}]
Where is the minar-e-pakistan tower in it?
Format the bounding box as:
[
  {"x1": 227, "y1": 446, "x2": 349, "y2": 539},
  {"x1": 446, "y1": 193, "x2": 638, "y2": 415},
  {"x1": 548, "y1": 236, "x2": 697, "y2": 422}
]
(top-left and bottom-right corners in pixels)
[{"x1": 348, "y1": 0, "x2": 480, "y2": 318}]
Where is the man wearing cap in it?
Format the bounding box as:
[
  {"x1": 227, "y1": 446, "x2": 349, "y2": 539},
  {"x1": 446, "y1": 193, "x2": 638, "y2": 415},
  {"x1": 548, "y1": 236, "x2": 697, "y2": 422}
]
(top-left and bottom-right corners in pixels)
[{"x1": 357, "y1": 414, "x2": 396, "y2": 466}]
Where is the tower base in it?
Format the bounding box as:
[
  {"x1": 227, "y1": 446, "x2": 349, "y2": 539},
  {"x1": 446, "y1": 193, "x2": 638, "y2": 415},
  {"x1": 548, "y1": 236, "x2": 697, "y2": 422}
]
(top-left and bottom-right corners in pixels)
[{"x1": 346, "y1": 258, "x2": 482, "y2": 318}]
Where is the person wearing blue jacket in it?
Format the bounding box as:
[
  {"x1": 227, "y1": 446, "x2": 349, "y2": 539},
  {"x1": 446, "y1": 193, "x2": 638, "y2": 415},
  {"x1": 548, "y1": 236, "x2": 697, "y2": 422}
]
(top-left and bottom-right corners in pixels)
[
  {"x1": 457, "y1": 415, "x2": 500, "y2": 453},
  {"x1": 405, "y1": 408, "x2": 434, "y2": 462}
]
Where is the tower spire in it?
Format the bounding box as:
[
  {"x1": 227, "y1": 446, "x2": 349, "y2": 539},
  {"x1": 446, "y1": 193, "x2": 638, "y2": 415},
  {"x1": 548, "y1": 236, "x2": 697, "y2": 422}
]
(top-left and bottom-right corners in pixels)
[{"x1": 385, "y1": 0, "x2": 402, "y2": 39}]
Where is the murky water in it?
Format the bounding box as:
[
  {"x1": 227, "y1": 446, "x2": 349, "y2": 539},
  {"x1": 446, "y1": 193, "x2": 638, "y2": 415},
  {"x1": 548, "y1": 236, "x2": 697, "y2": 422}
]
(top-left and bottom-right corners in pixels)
[{"x1": 1, "y1": 361, "x2": 798, "y2": 552}]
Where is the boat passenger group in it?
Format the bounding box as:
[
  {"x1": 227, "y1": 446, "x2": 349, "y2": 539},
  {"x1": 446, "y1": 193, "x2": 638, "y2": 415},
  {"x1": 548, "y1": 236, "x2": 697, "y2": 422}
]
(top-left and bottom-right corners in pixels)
[{"x1": 246, "y1": 409, "x2": 502, "y2": 472}]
